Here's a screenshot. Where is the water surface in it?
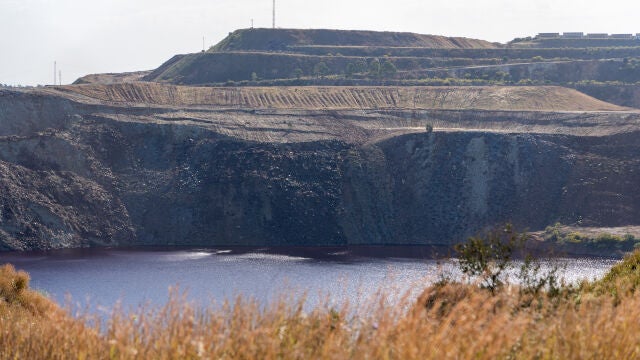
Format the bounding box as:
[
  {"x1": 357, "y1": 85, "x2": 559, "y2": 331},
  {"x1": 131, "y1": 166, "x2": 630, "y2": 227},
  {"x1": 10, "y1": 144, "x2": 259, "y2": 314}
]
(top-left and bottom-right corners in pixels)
[{"x1": 0, "y1": 247, "x2": 619, "y2": 311}]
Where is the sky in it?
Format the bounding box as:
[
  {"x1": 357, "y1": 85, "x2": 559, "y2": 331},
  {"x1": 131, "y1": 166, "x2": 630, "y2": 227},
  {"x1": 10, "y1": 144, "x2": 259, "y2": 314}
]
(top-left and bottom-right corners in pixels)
[{"x1": 1, "y1": 0, "x2": 640, "y2": 86}]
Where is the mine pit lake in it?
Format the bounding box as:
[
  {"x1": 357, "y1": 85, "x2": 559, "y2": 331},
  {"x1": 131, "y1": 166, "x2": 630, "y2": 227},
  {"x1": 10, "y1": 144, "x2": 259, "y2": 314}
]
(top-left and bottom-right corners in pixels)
[{"x1": 0, "y1": 247, "x2": 620, "y2": 312}]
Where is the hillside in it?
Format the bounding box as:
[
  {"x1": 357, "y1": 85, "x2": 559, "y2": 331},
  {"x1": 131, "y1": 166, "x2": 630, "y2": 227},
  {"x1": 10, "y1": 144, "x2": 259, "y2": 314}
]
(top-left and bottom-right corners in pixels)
[
  {"x1": 142, "y1": 53, "x2": 640, "y2": 87},
  {"x1": 128, "y1": 28, "x2": 640, "y2": 110},
  {"x1": 570, "y1": 83, "x2": 640, "y2": 109},
  {"x1": 210, "y1": 28, "x2": 499, "y2": 52},
  {"x1": 52, "y1": 83, "x2": 627, "y2": 112},
  {"x1": 73, "y1": 71, "x2": 150, "y2": 85},
  {"x1": 143, "y1": 28, "x2": 504, "y2": 85}
]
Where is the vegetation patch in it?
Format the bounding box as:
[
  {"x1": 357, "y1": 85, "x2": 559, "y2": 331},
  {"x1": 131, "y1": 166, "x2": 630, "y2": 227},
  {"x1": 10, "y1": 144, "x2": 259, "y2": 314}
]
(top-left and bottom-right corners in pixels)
[
  {"x1": 3, "y1": 227, "x2": 640, "y2": 358},
  {"x1": 542, "y1": 223, "x2": 640, "y2": 255}
]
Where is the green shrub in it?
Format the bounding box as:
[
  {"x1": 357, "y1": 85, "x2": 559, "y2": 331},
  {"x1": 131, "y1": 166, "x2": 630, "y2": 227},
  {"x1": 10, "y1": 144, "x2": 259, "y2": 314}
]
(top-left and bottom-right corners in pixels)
[
  {"x1": 565, "y1": 232, "x2": 584, "y2": 243},
  {"x1": 292, "y1": 68, "x2": 304, "y2": 79},
  {"x1": 313, "y1": 62, "x2": 329, "y2": 79},
  {"x1": 455, "y1": 224, "x2": 563, "y2": 297},
  {"x1": 544, "y1": 222, "x2": 563, "y2": 242},
  {"x1": 518, "y1": 255, "x2": 562, "y2": 300},
  {"x1": 454, "y1": 224, "x2": 526, "y2": 293}
]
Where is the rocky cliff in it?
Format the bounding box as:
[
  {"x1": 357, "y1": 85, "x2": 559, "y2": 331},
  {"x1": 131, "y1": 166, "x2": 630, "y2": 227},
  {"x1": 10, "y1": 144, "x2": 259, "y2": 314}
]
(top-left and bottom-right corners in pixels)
[{"x1": 0, "y1": 85, "x2": 639, "y2": 251}]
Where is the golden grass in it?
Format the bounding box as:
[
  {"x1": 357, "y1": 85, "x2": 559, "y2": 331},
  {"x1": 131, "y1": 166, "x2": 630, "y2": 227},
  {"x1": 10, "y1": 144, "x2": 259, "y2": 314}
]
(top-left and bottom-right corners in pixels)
[{"x1": 2, "y1": 252, "x2": 640, "y2": 359}]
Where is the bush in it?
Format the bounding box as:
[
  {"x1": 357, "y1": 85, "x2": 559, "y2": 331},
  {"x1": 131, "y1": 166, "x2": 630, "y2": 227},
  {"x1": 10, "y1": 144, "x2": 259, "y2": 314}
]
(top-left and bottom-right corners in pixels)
[
  {"x1": 381, "y1": 59, "x2": 397, "y2": 78},
  {"x1": 425, "y1": 124, "x2": 434, "y2": 133},
  {"x1": 313, "y1": 62, "x2": 329, "y2": 79},
  {"x1": 454, "y1": 224, "x2": 526, "y2": 292},
  {"x1": 0, "y1": 264, "x2": 30, "y2": 304},
  {"x1": 455, "y1": 224, "x2": 563, "y2": 297},
  {"x1": 543, "y1": 224, "x2": 640, "y2": 254},
  {"x1": 368, "y1": 58, "x2": 381, "y2": 78},
  {"x1": 292, "y1": 68, "x2": 304, "y2": 79},
  {"x1": 0, "y1": 264, "x2": 54, "y2": 316},
  {"x1": 517, "y1": 255, "x2": 562, "y2": 301}
]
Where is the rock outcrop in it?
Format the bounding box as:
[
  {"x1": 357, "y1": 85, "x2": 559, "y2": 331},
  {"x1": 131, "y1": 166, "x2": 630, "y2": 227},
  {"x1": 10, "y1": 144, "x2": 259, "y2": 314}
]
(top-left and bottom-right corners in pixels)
[{"x1": 0, "y1": 85, "x2": 639, "y2": 251}]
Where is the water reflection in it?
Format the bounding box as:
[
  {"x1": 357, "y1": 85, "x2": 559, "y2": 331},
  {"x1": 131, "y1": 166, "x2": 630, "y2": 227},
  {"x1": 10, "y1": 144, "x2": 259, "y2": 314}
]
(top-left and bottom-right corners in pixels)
[{"x1": 0, "y1": 247, "x2": 620, "y2": 312}]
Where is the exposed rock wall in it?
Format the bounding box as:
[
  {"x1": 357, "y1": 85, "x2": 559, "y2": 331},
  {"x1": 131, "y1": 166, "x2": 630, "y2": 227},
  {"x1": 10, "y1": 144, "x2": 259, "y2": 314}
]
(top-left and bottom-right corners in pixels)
[
  {"x1": 571, "y1": 84, "x2": 640, "y2": 109},
  {"x1": 1, "y1": 88, "x2": 639, "y2": 250}
]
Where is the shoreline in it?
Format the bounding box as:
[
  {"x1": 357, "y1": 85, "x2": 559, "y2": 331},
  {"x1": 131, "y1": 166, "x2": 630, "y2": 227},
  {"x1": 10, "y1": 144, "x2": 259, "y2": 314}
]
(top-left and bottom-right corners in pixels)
[{"x1": 0, "y1": 244, "x2": 624, "y2": 261}]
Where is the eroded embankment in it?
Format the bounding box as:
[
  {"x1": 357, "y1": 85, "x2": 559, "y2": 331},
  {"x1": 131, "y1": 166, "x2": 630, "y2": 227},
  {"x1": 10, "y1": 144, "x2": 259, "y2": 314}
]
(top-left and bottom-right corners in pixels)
[
  {"x1": 45, "y1": 83, "x2": 628, "y2": 111},
  {"x1": 0, "y1": 87, "x2": 639, "y2": 250}
]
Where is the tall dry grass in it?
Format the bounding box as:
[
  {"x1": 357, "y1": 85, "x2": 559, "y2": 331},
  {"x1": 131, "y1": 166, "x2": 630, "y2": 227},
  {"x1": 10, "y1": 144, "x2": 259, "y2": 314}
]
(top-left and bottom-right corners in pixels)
[{"x1": 1, "y1": 252, "x2": 640, "y2": 359}]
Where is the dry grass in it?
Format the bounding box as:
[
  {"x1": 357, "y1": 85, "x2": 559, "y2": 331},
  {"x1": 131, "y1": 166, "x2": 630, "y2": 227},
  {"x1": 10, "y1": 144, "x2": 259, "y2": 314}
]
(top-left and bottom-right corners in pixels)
[{"x1": 2, "y1": 253, "x2": 640, "y2": 359}]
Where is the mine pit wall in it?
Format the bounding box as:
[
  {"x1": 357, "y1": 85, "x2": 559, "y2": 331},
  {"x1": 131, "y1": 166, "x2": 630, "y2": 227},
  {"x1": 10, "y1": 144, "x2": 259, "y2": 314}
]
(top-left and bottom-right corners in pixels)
[
  {"x1": 1, "y1": 92, "x2": 640, "y2": 249},
  {"x1": 116, "y1": 129, "x2": 640, "y2": 247},
  {"x1": 344, "y1": 131, "x2": 640, "y2": 245},
  {"x1": 0, "y1": 90, "x2": 76, "y2": 137},
  {"x1": 571, "y1": 84, "x2": 640, "y2": 109}
]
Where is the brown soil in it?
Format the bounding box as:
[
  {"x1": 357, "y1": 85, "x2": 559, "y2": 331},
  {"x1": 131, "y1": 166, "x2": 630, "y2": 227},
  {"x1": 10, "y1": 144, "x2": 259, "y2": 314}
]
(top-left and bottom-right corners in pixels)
[
  {"x1": 73, "y1": 71, "x2": 151, "y2": 85},
  {"x1": 46, "y1": 83, "x2": 629, "y2": 112}
]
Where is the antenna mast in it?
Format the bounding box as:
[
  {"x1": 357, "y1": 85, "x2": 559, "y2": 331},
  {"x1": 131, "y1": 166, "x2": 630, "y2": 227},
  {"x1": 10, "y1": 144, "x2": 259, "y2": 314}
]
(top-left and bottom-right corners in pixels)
[
  {"x1": 53, "y1": 61, "x2": 57, "y2": 85},
  {"x1": 272, "y1": 0, "x2": 275, "y2": 29}
]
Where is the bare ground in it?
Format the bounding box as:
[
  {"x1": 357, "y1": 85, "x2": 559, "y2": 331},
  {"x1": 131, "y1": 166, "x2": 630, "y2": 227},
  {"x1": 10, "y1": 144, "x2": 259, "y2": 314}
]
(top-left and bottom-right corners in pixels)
[
  {"x1": 28, "y1": 83, "x2": 640, "y2": 145},
  {"x1": 43, "y1": 83, "x2": 629, "y2": 112}
]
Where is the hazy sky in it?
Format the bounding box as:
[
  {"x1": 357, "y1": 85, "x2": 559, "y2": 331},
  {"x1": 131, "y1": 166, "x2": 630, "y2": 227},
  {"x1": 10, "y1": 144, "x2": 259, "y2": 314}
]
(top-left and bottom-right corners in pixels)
[{"x1": 1, "y1": 0, "x2": 639, "y2": 86}]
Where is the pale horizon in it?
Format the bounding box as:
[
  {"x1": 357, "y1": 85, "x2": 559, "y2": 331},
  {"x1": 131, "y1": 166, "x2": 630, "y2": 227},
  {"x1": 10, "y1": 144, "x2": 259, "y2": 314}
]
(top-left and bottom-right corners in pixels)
[{"x1": 1, "y1": 0, "x2": 639, "y2": 86}]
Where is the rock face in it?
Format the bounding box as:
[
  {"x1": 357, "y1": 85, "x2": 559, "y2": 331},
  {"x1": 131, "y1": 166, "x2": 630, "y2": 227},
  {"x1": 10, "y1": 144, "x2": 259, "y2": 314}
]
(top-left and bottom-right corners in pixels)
[
  {"x1": 571, "y1": 83, "x2": 640, "y2": 109},
  {"x1": 0, "y1": 160, "x2": 133, "y2": 251},
  {"x1": 345, "y1": 132, "x2": 640, "y2": 244},
  {"x1": 0, "y1": 85, "x2": 639, "y2": 251}
]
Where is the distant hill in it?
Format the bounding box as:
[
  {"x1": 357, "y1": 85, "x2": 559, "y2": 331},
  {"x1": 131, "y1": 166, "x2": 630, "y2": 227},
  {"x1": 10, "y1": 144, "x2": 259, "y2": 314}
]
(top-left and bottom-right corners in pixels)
[
  {"x1": 210, "y1": 28, "x2": 499, "y2": 52},
  {"x1": 142, "y1": 28, "x2": 498, "y2": 85},
  {"x1": 78, "y1": 28, "x2": 640, "y2": 109},
  {"x1": 74, "y1": 71, "x2": 150, "y2": 85}
]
